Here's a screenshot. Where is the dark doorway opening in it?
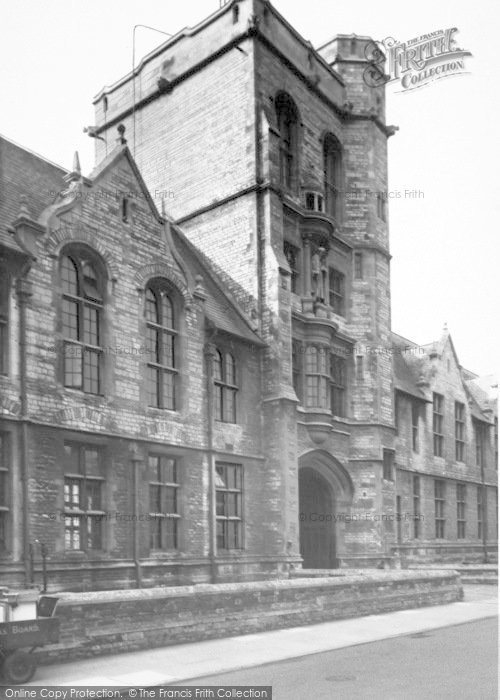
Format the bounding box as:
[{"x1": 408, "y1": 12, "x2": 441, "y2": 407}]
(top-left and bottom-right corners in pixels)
[{"x1": 299, "y1": 466, "x2": 336, "y2": 568}]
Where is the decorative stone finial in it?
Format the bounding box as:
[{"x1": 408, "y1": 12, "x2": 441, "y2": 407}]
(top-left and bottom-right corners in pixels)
[
  {"x1": 18, "y1": 194, "x2": 31, "y2": 218},
  {"x1": 117, "y1": 124, "x2": 127, "y2": 145},
  {"x1": 72, "y1": 151, "x2": 81, "y2": 176}
]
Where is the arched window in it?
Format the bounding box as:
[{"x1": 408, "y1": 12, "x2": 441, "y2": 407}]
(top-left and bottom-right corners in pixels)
[
  {"x1": 145, "y1": 283, "x2": 177, "y2": 410},
  {"x1": 276, "y1": 92, "x2": 299, "y2": 191},
  {"x1": 323, "y1": 134, "x2": 342, "y2": 220},
  {"x1": 214, "y1": 350, "x2": 237, "y2": 423},
  {"x1": 61, "y1": 251, "x2": 104, "y2": 394}
]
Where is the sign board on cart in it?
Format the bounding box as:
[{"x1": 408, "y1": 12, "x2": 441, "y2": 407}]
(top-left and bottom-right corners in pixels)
[{"x1": 0, "y1": 618, "x2": 60, "y2": 650}]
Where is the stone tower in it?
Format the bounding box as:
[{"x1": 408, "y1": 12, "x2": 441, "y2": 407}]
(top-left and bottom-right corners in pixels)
[{"x1": 93, "y1": 1, "x2": 397, "y2": 567}]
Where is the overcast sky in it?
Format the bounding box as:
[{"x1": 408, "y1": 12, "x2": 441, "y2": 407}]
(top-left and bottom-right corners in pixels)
[{"x1": 1, "y1": 0, "x2": 498, "y2": 376}]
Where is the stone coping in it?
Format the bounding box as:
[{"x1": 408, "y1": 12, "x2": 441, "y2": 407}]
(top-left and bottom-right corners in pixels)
[
  {"x1": 409, "y1": 564, "x2": 498, "y2": 570},
  {"x1": 50, "y1": 569, "x2": 459, "y2": 604}
]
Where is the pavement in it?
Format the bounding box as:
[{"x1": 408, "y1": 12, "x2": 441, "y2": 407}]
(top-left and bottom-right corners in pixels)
[{"x1": 25, "y1": 584, "x2": 497, "y2": 687}]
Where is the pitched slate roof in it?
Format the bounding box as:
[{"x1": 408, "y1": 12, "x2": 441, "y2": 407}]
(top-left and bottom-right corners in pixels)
[
  {"x1": 464, "y1": 376, "x2": 497, "y2": 423},
  {"x1": 172, "y1": 227, "x2": 265, "y2": 347},
  {"x1": 392, "y1": 346, "x2": 428, "y2": 400},
  {"x1": 0, "y1": 134, "x2": 66, "y2": 253}
]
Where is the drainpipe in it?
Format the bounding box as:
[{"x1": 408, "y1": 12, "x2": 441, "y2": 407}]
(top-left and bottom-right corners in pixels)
[
  {"x1": 204, "y1": 342, "x2": 217, "y2": 584},
  {"x1": 480, "y1": 432, "x2": 488, "y2": 564},
  {"x1": 130, "y1": 445, "x2": 143, "y2": 587},
  {"x1": 17, "y1": 272, "x2": 33, "y2": 586}
]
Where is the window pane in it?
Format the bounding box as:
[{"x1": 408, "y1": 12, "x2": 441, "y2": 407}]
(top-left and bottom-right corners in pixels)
[
  {"x1": 306, "y1": 376, "x2": 319, "y2": 406},
  {"x1": 85, "y1": 480, "x2": 101, "y2": 510},
  {"x1": 65, "y1": 516, "x2": 81, "y2": 549},
  {"x1": 83, "y1": 349, "x2": 100, "y2": 394},
  {"x1": 87, "y1": 516, "x2": 102, "y2": 549},
  {"x1": 145, "y1": 289, "x2": 158, "y2": 323},
  {"x1": 161, "y1": 331, "x2": 174, "y2": 367},
  {"x1": 215, "y1": 386, "x2": 223, "y2": 421},
  {"x1": 83, "y1": 305, "x2": 100, "y2": 346},
  {"x1": 214, "y1": 351, "x2": 223, "y2": 382},
  {"x1": 165, "y1": 486, "x2": 177, "y2": 515},
  {"x1": 64, "y1": 479, "x2": 80, "y2": 509},
  {"x1": 62, "y1": 299, "x2": 79, "y2": 339},
  {"x1": 84, "y1": 449, "x2": 100, "y2": 477},
  {"x1": 215, "y1": 465, "x2": 226, "y2": 489},
  {"x1": 162, "y1": 371, "x2": 175, "y2": 410},
  {"x1": 163, "y1": 458, "x2": 177, "y2": 484},
  {"x1": 64, "y1": 444, "x2": 80, "y2": 473},
  {"x1": 82, "y1": 262, "x2": 102, "y2": 301},
  {"x1": 225, "y1": 354, "x2": 236, "y2": 385},
  {"x1": 150, "y1": 485, "x2": 162, "y2": 512},
  {"x1": 147, "y1": 367, "x2": 160, "y2": 407},
  {"x1": 165, "y1": 518, "x2": 177, "y2": 549},
  {"x1": 61, "y1": 256, "x2": 78, "y2": 295},
  {"x1": 150, "y1": 518, "x2": 161, "y2": 549},
  {"x1": 161, "y1": 295, "x2": 174, "y2": 328},
  {"x1": 216, "y1": 490, "x2": 226, "y2": 517},
  {"x1": 148, "y1": 456, "x2": 161, "y2": 481},
  {"x1": 224, "y1": 388, "x2": 235, "y2": 423},
  {"x1": 64, "y1": 344, "x2": 82, "y2": 388},
  {"x1": 146, "y1": 327, "x2": 158, "y2": 363}
]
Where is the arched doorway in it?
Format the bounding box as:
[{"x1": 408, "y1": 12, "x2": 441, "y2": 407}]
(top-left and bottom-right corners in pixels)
[
  {"x1": 298, "y1": 450, "x2": 354, "y2": 569},
  {"x1": 299, "y1": 468, "x2": 335, "y2": 568}
]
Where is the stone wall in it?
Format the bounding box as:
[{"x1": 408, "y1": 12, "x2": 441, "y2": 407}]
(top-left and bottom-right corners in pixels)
[{"x1": 35, "y1": 570, "x2": 462, "y2": 664}]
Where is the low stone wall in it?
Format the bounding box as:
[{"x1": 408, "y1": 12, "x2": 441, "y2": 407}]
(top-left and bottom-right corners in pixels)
[{"x1": 36, "y1": 570, "x2": 462, "y2": 664}]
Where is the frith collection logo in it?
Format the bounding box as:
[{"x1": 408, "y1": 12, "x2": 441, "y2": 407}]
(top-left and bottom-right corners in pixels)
[{"x1": 364, "y1": 29, "x2": 472, "y2": 92}]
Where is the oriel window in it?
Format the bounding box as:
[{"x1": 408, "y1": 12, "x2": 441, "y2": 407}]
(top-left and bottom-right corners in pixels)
[{"x1": 330, "y1": 354, "x2": 346, "y2": 417}]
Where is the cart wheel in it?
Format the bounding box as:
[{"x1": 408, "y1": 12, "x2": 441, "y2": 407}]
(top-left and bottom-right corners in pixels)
[{"x1": 2, "y1": 650, "x2": 37, "y2": 684}]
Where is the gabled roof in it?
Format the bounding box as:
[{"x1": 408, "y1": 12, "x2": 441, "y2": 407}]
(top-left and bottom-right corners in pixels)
[
  {"x1": 392, "y1": 348, "x2": 428, "y2": 401},
  {"x1": 464, "y1": 377, "x2": 497, "y2": 423},
  {"x1": 88, "y1": 143, "x2": 161, "y2": 220},
  {"x1": 0, "y1": 134, "x2": 66, "y2": 254},
  {"x1": 171, "y1": 227, "x2": 265, "y2": 347}
]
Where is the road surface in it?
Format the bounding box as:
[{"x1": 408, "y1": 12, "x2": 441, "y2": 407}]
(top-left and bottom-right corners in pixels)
[{"x1": 175, "y1": 618, "x2": 498, "y2": 700}]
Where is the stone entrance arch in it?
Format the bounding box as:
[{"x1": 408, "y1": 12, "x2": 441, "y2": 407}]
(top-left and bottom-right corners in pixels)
[{"x1": 298, "y1": 450, "x2": 353, "y2": 569}]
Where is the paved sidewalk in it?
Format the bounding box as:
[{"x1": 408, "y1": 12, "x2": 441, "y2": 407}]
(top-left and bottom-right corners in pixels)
[{"x1": 26, "y1": 585, "x2": 497, "y2": 687}]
